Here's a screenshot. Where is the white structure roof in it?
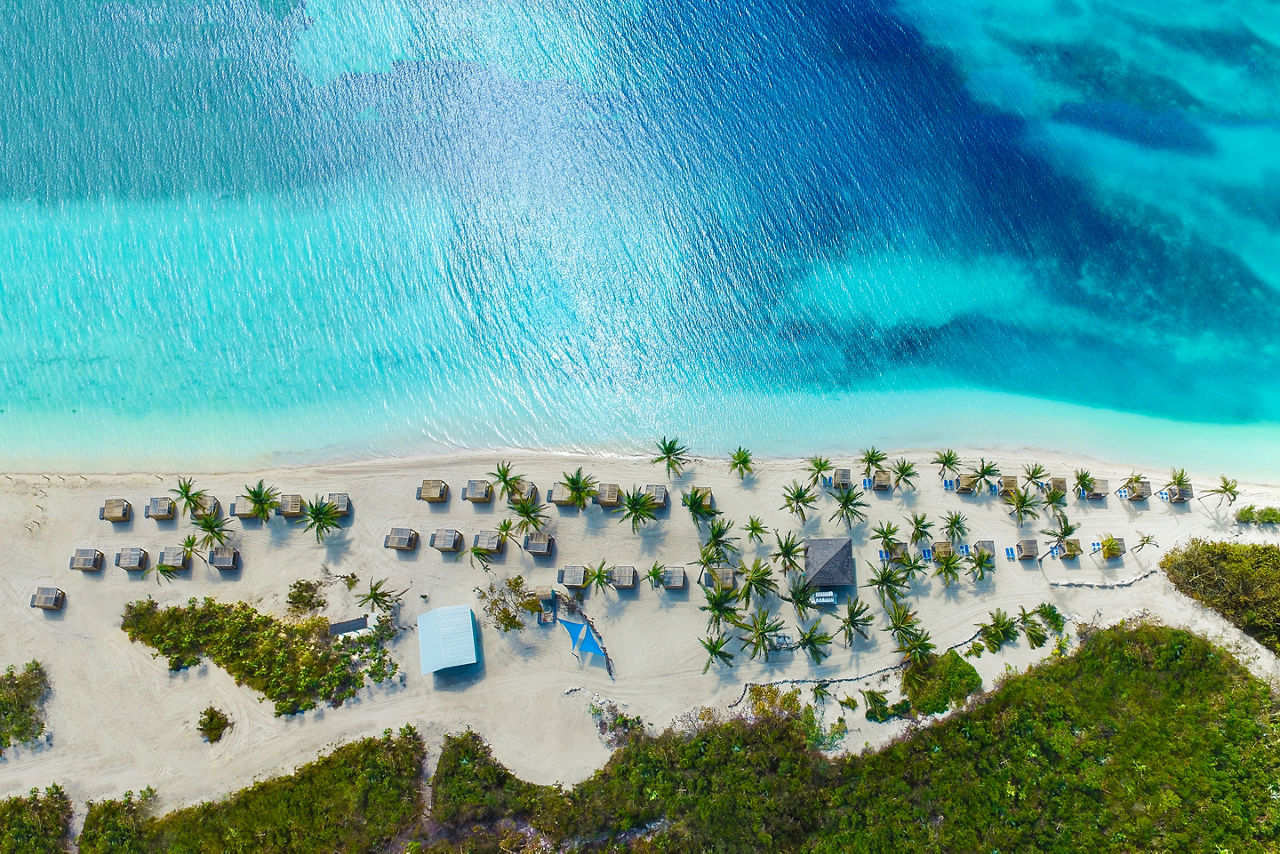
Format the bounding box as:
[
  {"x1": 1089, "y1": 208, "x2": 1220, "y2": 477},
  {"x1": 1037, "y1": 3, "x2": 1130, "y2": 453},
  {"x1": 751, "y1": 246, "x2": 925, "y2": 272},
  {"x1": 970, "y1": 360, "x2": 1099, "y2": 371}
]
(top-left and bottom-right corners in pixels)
[{"x1": 418, "y1": 605, "x2": 478, "y2": 674}]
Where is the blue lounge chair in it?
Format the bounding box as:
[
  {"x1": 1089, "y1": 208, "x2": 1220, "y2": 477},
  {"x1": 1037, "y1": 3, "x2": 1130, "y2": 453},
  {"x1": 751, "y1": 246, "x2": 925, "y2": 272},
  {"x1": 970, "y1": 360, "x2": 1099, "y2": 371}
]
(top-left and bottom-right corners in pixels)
[
  {"x1": 943, "y1": 479, "x2": 955, "y2": 491},
  {"x1": 1004, "y1": 547, "x2": 1016, "y2": 561},
  {"x1": 1158, "y1": 490, "x2": 1169, "y2": 500},
  {"x1": 988, "y1": 483, "x2": 998, "y2": 495},
  {"x1": 877, "y1": 549, "x2": 888, "y2": 562},
  {"x1": 921, "y1": 548, "x2": 933, "y2": 561},
  {"x1": 958, "y1": 543, "x2": 971, "y2": 556},
  {"x1": 1117, "y1": 488, "x2": 1130, "y2": 499},
  {"x1": 1049, "y1": 544, "x2": 1061, "y2": 558},
  {"x1": 1090, "y1": 541, "x2": 1101, "y2": 553},
  {"x1": 862, "y1": 477, "x2": 874, "y2": 490}
]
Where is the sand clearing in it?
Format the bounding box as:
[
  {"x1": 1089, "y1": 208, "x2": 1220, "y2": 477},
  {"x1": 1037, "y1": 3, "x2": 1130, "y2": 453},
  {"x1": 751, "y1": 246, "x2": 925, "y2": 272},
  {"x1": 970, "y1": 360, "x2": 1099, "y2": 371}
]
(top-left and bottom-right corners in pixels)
[{"x1": 2, "y1": 448, "x2": 1278, "y2": 818}]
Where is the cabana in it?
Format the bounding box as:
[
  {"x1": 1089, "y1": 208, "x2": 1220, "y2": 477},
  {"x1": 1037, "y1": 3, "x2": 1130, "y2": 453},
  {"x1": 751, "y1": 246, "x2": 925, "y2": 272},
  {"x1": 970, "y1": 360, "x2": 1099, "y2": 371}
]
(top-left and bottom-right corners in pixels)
[
  {"x1": 230, "y1": 496, "x2": 256, "y2": 519},
  {"x1": 972, "y1": 539, "x2": 996, "y2": 558},
  {"x1": 114, "y1": 548, "x2": 148, "y2": 572},
  {"x1": 428, "y1": 529, "x2": 461, "y2": 552},
  {"x1": 1060, "y1": 539, "x2": 1083, "y2": 559},
  {"x1": 1016, "y1": 539, "x2": 1039, "y2": 560},
  {"x1": 1170, "y1": 485, "x2": 1194, "y2": 503},
  {"x1": 474, "y1": 530, "x2": 504, "y2": 554},
  {"x1": 510, "y1": 482, "x2": 539, "y2": 502},
  {"x1": 209, "y1": 546, "x2": 239, "y2": 571},
  {"x1": 384, "y1": 527, "x2": 419, "y2": 551},
  {"x1": 596, "y1": 483, "x2": 621, "y2": 507},
  {"x1": 417, "y1": 479, "x2": 449, "y2": 503},
  {"x1": 662, "y1": 565, "x2": 687, "y2": 590},
  {"x1": 702, "y1": 566, "x2": 736, "y2": 590},
  {"x1": 690, "y1": 486, "x2": 713, "y2": 506},
  {"x1": 100, "y1": 499, "x2": 131, "y2": 523},
  {"x1": 157, "y1": 546, "x2": 188, "y2": 570},
  {"x1": 804, "y1": 539, "x2": 856, "y2": 589},
  {"x1": 463, "y1": 480, "x2": 492, "y2": 503},
  {"x1": 523, "y1": 532, "x2": 554, "y2": 556},
  {"x1": 1049, "y1": 477, "x2": 1067, "y2": 495},
  {"x1": 931, "y1": 541, "x2": 954, "y2": 562},
  {"x1": 871, "y1": 470, "x2": 892, "y2": 491},
  {"x1": 417, "y1": 606, "x2": 478, "y2": 674},
  {"x1": 548, "y1": 484, "x2": 574, "y2": 506},
  {"x1": 327, "y1": 493, "x2": 351, "y2": 516},
  {"x1": 1102, "y1": 538, "x2": 1127, "y2": 559},
  {"x1": 328, "y1": 616, "x2": 368, "y2": 636},
  {"x1": 69, "y1": 549, "x2": 103, "y2": 571},
  {"x1": 278, "y1": 494, "x2": 304, "y2": 518},
  {"x1": 1086, "y1": 479, "x2": 1110, "y2": 500},
  {"x1": 609, "y1": 565, "x2": 638, "y2": 589},
  {"x1": 885, "y1": 540, "x2": 908, "y2": 563},
  {"x1": 998, "y1": 476, "x2": 1018, "y2": 496},
  {"x1": 559, "y1": 565, "x2": 587, "y2": 588},
  {"x1": 145, "y1": 497, "x2": 175, "y2": 520},
  {"x1": 30, "y1": 587, "x2": 65, "y2": 611},
  {"x1": 535, "y1": 586, "x2": 556, "y2": 624},
  {"x1": 955, "y1": 475, "x2": 978, "y2": 494},
  {"x1": 194, "y1": 495, "x2": 220, "y2": 518},
  {"x1": 833, "y1": 468, "x2": 853, "y2": 489},
  {"x1": 1128, "y1": 480, "x2": 1153, "y2": 501},
  {"x1": 643, "y1": 484, "x2": 668, "y2": 509}
]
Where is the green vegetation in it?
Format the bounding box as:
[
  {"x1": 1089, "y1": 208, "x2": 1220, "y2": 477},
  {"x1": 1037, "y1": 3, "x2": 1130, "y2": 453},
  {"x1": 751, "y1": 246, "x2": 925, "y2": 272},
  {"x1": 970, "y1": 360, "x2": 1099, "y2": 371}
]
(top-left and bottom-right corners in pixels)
[
  {"x1": 120, "y1": 597, "x2": 398, "y2": 715},
  {"x1": 728, "y1": 446, "x2": 753, "y2": 479},
  {"x1": 81, "y1": 728, "x2": 424, "y2": 853},
  {"x1": 197, "y1": 706, "x2": 231, "y2": 743},
  {"x1": 475, "y1": 576, "x2": 541, "y2": 632},
  {"x1": 286, "y1": 579, "x2": 326, "y2": 614},
  {"x1": 301, "y1": 496, "x2": 342, "y2": 542},
  {"x1": 0, "y1": 785, "x2": 71, "y2": 853},
  {"x1": 903, "y1": 649, "x2": 982, "y2": 714},
  {"x1": 0, "y1": 661, "x2": 50, "y2": 756},
  {"x1": 1234, "y1": 504, "x2": 1280, "y2": 524},
  {"x1": 1163, "y1": 539, "x2": 1280, "y2": 653},
  {"x1": 652, "y1": 436, "x2": 690, "y2": 477},
  {"x1": 242, "y1": 479, "x2": 280, "y2": 522},
  {"x1": 426, "y1": 625, "x2": 1280, "y2": 850}
]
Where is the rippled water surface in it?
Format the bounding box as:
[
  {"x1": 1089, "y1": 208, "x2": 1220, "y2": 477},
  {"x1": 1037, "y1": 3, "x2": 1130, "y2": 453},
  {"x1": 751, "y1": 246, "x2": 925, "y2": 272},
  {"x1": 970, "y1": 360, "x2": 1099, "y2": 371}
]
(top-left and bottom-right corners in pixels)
[{"x1": 1, "y1": 0, "x2": 1278, "y2": 470}]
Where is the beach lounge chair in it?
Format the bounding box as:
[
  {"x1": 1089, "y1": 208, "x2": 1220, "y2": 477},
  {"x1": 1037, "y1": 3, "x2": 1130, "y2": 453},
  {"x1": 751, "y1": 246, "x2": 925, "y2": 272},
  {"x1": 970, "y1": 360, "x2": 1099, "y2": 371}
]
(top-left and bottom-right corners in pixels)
[
  {"x1": 609, "y1": 565, "x2": 638, "y2": 589},
  {"x1": 157, "y1": 546, "x2": 188, "y2": 570},
  {"x1": 921, "y1": 547, "x2": 933, "y2": 561},
  {"x1": 943, "y1": 479, "x2": 955, "y2": 492},
  {"x1": 662, "y1": 565, "x2": 687, "y2": 590},
  {"x1": 327, "y1": 493, "x2": 351, "y2": 516},
  {"x1": 958, "y1": 543, "x2": 971, "y2": 556},
  {"x1": 278, "y1": 494, "x2": 304, "y2": 518},
  {"x1": 523, "y1": 532, "x2": 554, "y2": 556},
  {"x1": 547, "y1": 484, "x2": 574, "y2": 506},
  {"x1": 473, "y1": 530, "x2": 504, "y2": 554},
  {"x1": 114, "y1": 547, "x2": 148, "y2": 572},
  {"x1": 988, "y1": 483, "x2": 999, "y2": 495},
  {"x1": 230, "y1": 496, "x2": 255, "y2": 519},
  {"x1": 1090, "y1": 541, "x2": 1101, "y2": 553},
  {"x1": 1004, "y1": 547, "x2": 1017, "y2": 561},
  {"x1": 558, "y1": 565, "x2": 587, "y2": 589},
  {"x1": 428, "y1": 529, "x2": 461, "y2": 552},
  {"x1": 1016, "y1": 539, "x2": 1038, "y2": 560},
  {"x1": 955, "y1": 475, "x2": 977, "y2": 494},
  {"x1": 871, "y1": 470, "x2": 892, "y2": 491},
  {"x1": 862, "y1": 477, "x2": 874, "y2": 490},
  {"x1": 99, "y1": 498, "x2": 131, "y2": 523},
  {"x1": 812, "y1": 590, "x2": 837, "y2": 607},
  {"x1": 384, "y1": 527, "x2": 419, "y2": 551},
  {"x1": 70, "y1": 549, "x2": 103, "y2": 571},
  {"x1": 463, "y1": 480, "x2": 493, "y2": 503},
  {"x1": 209, "y1": 546, "x2": 239, "y2": 571},
  {"x1": 30, "y1": 587, "x2": 65, "y2": 611},
  {"x1": 643, "y1": 484, "x2": 668, "y2": 509},
  {"x1": 596, "y1": 483, "x2": 622, "y2": 507},
  {"x1": 417, "y1": 479, "x2": 448, "y2": 503},
  {"x1": 145, "y1": 497, "x2": 175, "y2": 520}
]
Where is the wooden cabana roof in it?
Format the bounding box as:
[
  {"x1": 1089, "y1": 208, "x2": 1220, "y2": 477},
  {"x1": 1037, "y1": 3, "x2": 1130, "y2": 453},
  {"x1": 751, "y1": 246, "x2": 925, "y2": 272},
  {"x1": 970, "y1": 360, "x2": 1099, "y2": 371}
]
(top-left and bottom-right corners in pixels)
[
  {"x1": 998, "y1": 476, "x2": 1018, "y2": 495},
  {"x1": 805, "y1": 539, "x2": 855, "y2": 587},
  {"x1": 429, "y1": 529, "x2": 461, "y2": 552},
  {"x1": 417, "y1": 479, "x2": 448, "y2": 502},
  {"x1": 209, "y1": 546, "x2": 239, "y2": 570},
  {"x1": 1105, "y1": 538, "x2": 1127, "y2": 558},
  {"x1": 385, "y1": 527, "x2": 419, "y2": 551},
  {"x1": 596, "y1": 483, "x2": 621, "y2": 507},
  {"x1": 548, "y1": 484, "x2": 574, "y2": 506},
  {"x1": 955, "y1": 474, "x2": 978, "y2": 494},
  {"x1": 1128, "y1": 480, "x2": 1152, "y2": 500},
  {"x1": 703, "y1": 566, "x2": 736, "y2": 590},
  {"x1": 279, "y1": 494, "x2": 304, "y2": 517},
  {"x1": 871, "y1": 470, "x2": 892, "y2": 490},
  {"x1": 100, "y1": 498, "x2": 131, "y2": 523},
  {"x1": 559, "y1": 565, "x2": 587, "y2": 588},
  {"x1": 932, "y1": 541, "x2": 954, "y2": 561},
  {"x1": 833, "y1": 468, "x2": 853, "y2": 489},
  {"x1": 1016, "y1": 539, "x2": 1039, "y2": 559},
  {"x1": 230, "y1": 496, "x2": 255, "y2": 518},
  {"x1": 1061, "y1": 538, "x2": 1082, "y2": 559},
  {"x1": 158, "y1": 546, "x2": 188, "y2": 569},
  {"x1": 145, "y1": 497, "x2": 175, "y2": 520},
  {"x1": 523, "y1": 532, "x2": 554, "y2": 556},
  {"x1": 474, "y1": 530, "x2": 503, "y2": 554},
  {"x1": 643, "y1": 484, "x2": 668, "y2": 508},
  {"x1": 534, "y1": 586, "x2": 555, "y2": 602},
  {"x1": 463, "y1": 480, "x2": 493, "y2": 503},
  {"x1": 510, "y1": 482, "x2": 539, "y2": 502},
  {"x1": 1171, "y1": 485, "x2": 1193, "y2": 503},
  {"x1": 115, "y1": 547, "x2": 148, "y2": 571},
  {"x1": 662, "y1": 565, "x2": 687, "y2": 589},
  {"x1": 690, "y1": 485, "x2": 713, "y2": 505},
  {"x1": 70, "y1": 548, "x2": 102, "y2": 571},
  {"x1": 609, "y1": 565, "x2": 638, "y2": 589},
  {"x1": 194, "y1": 495, "x2": 220, "y2": 518},
  {"x1": 30, "y1": 587, "x2": 64, "y2": 611},
  {"x1": 972, "y1": 539, "x2": 996, "y2": 557},
  {"x1": 1087, "y1": 479, "x2": 1110, "y2": 500},
  {"x1": 1049, "y1": 477, "x2": 1067, "y2": 494},
  {"x1": 327, "y1": 493, "x2": 351, "y2": 516}
]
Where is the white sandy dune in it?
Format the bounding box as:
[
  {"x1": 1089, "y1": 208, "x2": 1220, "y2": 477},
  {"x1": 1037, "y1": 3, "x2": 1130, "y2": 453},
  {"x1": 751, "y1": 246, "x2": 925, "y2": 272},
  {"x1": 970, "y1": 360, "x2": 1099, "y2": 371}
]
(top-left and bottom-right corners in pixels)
[{"x1": 2, "y1": 449, "x2": 1278, "y2": 822}]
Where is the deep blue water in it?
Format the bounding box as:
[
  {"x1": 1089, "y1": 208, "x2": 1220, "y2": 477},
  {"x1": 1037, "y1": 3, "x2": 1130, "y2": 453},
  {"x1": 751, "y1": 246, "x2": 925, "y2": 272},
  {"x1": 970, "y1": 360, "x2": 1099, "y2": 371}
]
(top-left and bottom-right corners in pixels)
[{"x1": 0, "y1": 0, "x2": 1277, "y2": 469}]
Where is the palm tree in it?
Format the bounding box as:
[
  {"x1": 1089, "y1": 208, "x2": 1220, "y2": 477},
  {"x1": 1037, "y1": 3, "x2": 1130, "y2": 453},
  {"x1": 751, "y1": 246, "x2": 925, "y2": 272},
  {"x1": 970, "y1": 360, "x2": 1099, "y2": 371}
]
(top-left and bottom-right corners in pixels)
[
  {"x1": 840, "y1": 598, "x2": 875, "y2": 644},
  {"x1": 805, "y1": 456, "x2": 834, "y2": 487},
  {"x1": 468, "y1": 545, "x2": 492, "y2": 571},
  {"x1": 512, "y1": 496, "x2": 549, "y2": 535},
  {"x1": 740, "y1": 607, "x2": 785, "y2": 662},
  {"x1": 145, "y1": 542, "x2": 187, "y2": 583},
  {"x1": 865, "y1": 565, "x2": 907, "y2": 604},
  {"x1": 932, "y1": 448, "x2": 961, "y2": 479},
  {"x1": 897, "y1": 629, "x2": 936, "y2": 667},
  {"x1": 653, "y1": 437, "x2": 690, "y2": 477},
  {"x1": 1118, "y1": 471, "x2": 1146, "y2": 495},
  {"x1": 907, "y1": 512, "x2": 933, "y2": 545},
  {"x1": 615, "y1": 488, "x2": 658, "y2": 534},
  {"x1": 1043, "y1": 487, "x2": 1067, "y2": 513},
  {"x1": 897, "y1": 552, "x2": 929, "y2": 583},
  {"x1": 942, "y1": 510, "x2": 968, "y2": 542},
  {"x1": 786, "y1": 575, "x2": 816, "y2": 621},
  {"x1": 494, "y1": 518, "x2": 517, "y2": 550},
  {"x1": 728, "y1": 447, "x2": 754, "y2": 479},
  {"x1": 883, "y1": 600, "x2": 919, "y2": 643},
  {"x1": 744, "y1": 516, "x2": 767, "y2": 544},
  {"x1": 934, "y1": 553, "x2": 962, "y2": 588},
  {"x1": 1018, "y1": 607, "x2": 1048, "y2": 649},
  {"x1": 1073, "y1": 469, "x2": 1095, "y2": 497},
  {"x1": 700, "y1": 633, "x2": 734, "y2": 673},
  {"x1": 1004, "y1": 487, "x2": 1042, "y2": 526},
  {"x1": 302, "y1": 496, "x2": 342, "y2": 542},
  {"x1": 1163, "y1": 468, "x2": 1192, "y2": 495},
  {"x1": 645, "y1": 562, "x2": 666, "y2": 589},
  {"x1": 780, "y1": 481, "x2": 818, "y2": 523},
  {"x1": 968, "y1": 548, "x2": 995, "y2": 582},
  {"x1": 861, "y1": 689, "x2": 890, "y2": 721},
  {"x1": 828, "y1": 486, "x2": 869, "y2": 528},
  {"x1": 359, "y1": 578, "x2": 408, "y2": 613},
  {"x1": 1099, "y1": 533, "x2": 1124, "y2": 559},
  {"x1": 1022, "y1": 462, "x2": 1048, "y2": 491},
  {"x1": 695, "y1": 543, "x2": 726, "y2": 574},
  {"x1": 871, "y1": 520, "x2": 900, "y2": 554},
  {"x1": 889, "y1": 458, "x2": 917, "y2": 491},
  {"x1": 682, "y1": 489, "x2": 719, "y2": 524},
  {"x1": 981, "y1": 608, "x2": 1020, "y2": 652},
  {"x1": 700, "y1": 585, "x2": 739, "y2": 631},
  {"x1": 1041, "y1": 514, "x2": 1080, "y2": 554},
  {"x1": 837, "y1": 694, "x2": 859, "y2": 714},
  {"x1": 705, "y1": 517, "x2": 739, "y2": 559},
  {"x1": 859, "y1": 447, "x2": 888, "y2": 477},
  {"x1": 970, "y1": 458, "x2": 1000, "y2": 493},
  {"x1": 195, "y1": 514, "x2": 231, "y2": 549},
  {"x1": 772, "y1": 531, "x2": 805, "y2": 574},
  {"x1": 180, "y1": 534, "x2": 201, "y2": 565},
  {"x1": 795, "y1": 620, "x2": 833, "y2": 665},
  {"x1": 1134, "y1": 531, "x2": 1158, "y2": 552},
  {"x1": 738, "y1": 559, "x2": 778, "y2": 608},
  {"x1": 488, "y1": 460, "x2": 525, "y2": 501},
  {"x1": 242, "y1": 479, "x2": 279, "y2": 522},
  {"x1": 586, "y1": 560, "x2": 614, "y2": 594},
  {"x1": 170, "y1": 477, "x2": 207, "y2": 518},
  {"x1": 811, "y1": 682, "x2": 832, "y2": 704},
  {"x1": 1205, "y1": 475, "x2": 1240, "y2": 507},
  {"x1": 561, "y1": 468, "x2": 598, "y2": 511}
]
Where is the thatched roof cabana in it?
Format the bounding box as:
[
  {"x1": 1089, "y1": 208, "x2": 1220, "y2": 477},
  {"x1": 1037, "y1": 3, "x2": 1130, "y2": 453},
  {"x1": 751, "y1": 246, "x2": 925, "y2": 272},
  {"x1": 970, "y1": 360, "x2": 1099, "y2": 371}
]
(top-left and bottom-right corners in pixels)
[
  {"x1": 384, "y1": 527, "x2": 419, "y2": 551},
  {"x1": 955, "y1": 474, "x2": 978, "y2": 494},
  {"x1": 70, "y1": 548, "x2": 102, "y2": 571},
  {"x1": 596, "y1": 483, "x2": 621, "y2": 507},
  {"x1": 30, "y1": 587, "x2": 64, "y2": 611},
  {"x1": 998, "y1": 476, "x2": 1017, "y2": 496},
  {"x1": 1103, "y1": 538, "x2": 1127, "y2": 559},
  {"x1": 194, "y1": 495, "x2": 220, "y2": 519},
  {"x1": 463, "y1": 480, "x2": 493, "y2": 503},
  {"x1": 643, "y1": 484, "x2": 668, "y2": 509},
  {"x1": 609, "y1": 565, "x2": 638, "y2": 589},
  {"x1": 703, "y1": 566, "x2": 736, "y2": 590},
  {"x1": 833, "y1": 468, "x2": 853, "y2": 489},
  {"x1": 972, "y1": 539, "x2": 996, "y2": 557},
  {"x1": 474, "y1": 530, "x2": 504, "y2": 554},
  {"x1": 1171, "y1": 486, "x2": 1194, "y2": 503},
  {"x1": 510, "y1": 482, "x2": 539, "y2": 502},
  {"x1": 523, "y1": 532, "x2": 554, "y2": 556},
  {"x1": 872, "y1": 470, "x2": 892, "y2": 491},
  {"x1": 100, "y1": 498, "x2": 131, "y2": 523},
  {"x1": 1061, "y1": 539, "x2": 1083, "y2": 559},
  {"x1": 662, "y1": 565, "x2": 687, "y2": 590},
  {"x1": 428, "y1": 529, "x2": 461, "y2": 552},
  {"x1": 1049, "y1": 477, "x2": 1067, "y2": 494},
  {"x1": 548, "y1": 484, "x2": 574, "y2": 506},
  {"x1": 804, "y1": 539, "x2": 856, "y2": 587},
  {"x1": 932, "y1": 541, "x2": 954, "y2": 562},
  {"x1": 145, "y1": 497, "x2": 175, "y2": 520},
  {"x1": 1016, "y1": 539, "x2": 1039, "y2": 560},
  {"x1": 417, "y1": 479, "x2": 448, "y2": 503},
  {"x1": 559, "y1": 565, "x2": 587, "y2": 588},
  {"x1": 279, "y1": 494, "x2": 304, "y2": 518},
  {"x1": 1086, "y1": 479, "x2": 1110, "y2": 500},
  {"x1": 1128, "y1": 480, "x2": 1152, "y2": 501},
  {"x1": 114, "y1": 547, "x2": 148, "y2": 572},
  {"x1": 691, "y1": 485, "x2": 713, "y2": 505},
  {"x1": 230, "y1": 496, "x2": 255, "y2": 519},
  {"x1": 327, "y1": 493, "x2": 351, "y2": 516},
  {"x1": 157, "y1": 546, "x2": 188, "y2": 570},
  {"x1": 209, "y1": 546, "x2": 239, "y2": 571}
]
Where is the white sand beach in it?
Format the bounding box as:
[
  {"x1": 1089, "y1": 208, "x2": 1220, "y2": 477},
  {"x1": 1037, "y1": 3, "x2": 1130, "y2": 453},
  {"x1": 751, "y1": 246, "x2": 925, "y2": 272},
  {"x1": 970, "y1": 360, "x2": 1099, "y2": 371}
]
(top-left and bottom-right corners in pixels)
[{"x1": 3, "y1": 448, "x2": 1278, "y2": 821}]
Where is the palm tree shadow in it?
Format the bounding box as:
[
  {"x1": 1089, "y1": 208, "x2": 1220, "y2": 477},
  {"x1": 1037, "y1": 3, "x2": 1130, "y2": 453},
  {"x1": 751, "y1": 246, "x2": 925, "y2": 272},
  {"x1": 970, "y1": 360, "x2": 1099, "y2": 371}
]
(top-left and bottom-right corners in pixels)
[
  {"x1": 637, "y1": 526, "x2": 667, "y2": 554},
  {"x1": 323, "y1": 530, "x2": 352, "y2": 560}
]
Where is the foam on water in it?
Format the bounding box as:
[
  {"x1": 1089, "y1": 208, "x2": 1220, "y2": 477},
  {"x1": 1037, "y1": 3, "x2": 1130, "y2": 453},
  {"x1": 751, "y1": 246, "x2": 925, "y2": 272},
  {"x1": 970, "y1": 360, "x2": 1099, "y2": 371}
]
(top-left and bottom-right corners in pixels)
[{"x1": 1, "y1": 0, "x2": 1278, "y2": 473}]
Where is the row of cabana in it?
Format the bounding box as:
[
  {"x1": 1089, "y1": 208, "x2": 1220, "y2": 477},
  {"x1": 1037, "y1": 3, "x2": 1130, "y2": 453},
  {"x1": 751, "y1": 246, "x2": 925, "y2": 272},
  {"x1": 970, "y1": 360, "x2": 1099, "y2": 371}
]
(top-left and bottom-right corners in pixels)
[
  {"x1": 415, "y1": 477, "x2": 678, "y2": 510},
  {"x1": 96, "y1": 492, "x2": 351, "y2": 523}
]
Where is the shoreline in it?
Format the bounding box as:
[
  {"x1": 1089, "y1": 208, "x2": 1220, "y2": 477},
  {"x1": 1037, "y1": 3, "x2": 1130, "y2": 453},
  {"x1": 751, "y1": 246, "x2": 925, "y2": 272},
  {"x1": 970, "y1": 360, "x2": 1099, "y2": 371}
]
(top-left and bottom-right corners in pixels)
[{"x1": 3, "y1": 446, "x2": 1279, "y2": 817}]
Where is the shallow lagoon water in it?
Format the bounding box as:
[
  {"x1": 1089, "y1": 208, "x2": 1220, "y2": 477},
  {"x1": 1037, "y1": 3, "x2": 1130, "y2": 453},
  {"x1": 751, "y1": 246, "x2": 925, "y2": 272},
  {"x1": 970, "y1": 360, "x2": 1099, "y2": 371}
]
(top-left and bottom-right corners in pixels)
[{"x1": 1, "y1": 0, "x2": 1277, "y2": 472}]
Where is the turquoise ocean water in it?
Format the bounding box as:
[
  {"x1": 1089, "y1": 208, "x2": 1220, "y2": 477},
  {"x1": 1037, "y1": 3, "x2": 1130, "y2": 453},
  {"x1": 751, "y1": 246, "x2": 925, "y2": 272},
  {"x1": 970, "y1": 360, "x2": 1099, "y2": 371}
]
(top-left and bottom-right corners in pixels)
[{"x1": 1, "y1": 0, "x2": 1278, "y2": 472}]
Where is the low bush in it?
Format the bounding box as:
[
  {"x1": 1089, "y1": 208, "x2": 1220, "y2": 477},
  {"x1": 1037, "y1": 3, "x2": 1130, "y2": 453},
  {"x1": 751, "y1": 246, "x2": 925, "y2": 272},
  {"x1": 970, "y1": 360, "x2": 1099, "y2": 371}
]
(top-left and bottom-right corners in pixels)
[
  {"x1": 197, "y1": 707, "x2": 231, "y2": 743},
  {"x1": 1162, "y1": 539, "x2": 1280, "y2": 653},
  {"x1": 0, "y1": 660, "x2": 50, "y2": 756},
  {"x1": 0, "y1": 785, "x2": 72, "y2": 853},
  {"x1": 904, "y1": 649, "x2": 982, "y2": 714}
]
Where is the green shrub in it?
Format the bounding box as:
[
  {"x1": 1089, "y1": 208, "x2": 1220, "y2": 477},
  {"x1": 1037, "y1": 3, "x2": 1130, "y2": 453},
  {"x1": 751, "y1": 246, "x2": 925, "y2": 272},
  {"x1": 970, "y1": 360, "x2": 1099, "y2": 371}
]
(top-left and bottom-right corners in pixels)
[
  {"x1": 0, "y1": 785, "x2": 72, "y2": 853},
  {"x1": 286, "y1": 580, "x2": 326, "y2": 614},
  {"x1": 1235, "y1": 505, "x2": 1280, "y2": 524},
  {"x1": 197, "y1": 707, "x2": 231, "y2": 743},
  {"x1": 0, "y1": 661, "x2": 50, "y2": 756},
  {"x1": 430, "y1": 730, "x2": 551, "y2": 828},
  {"x1": 904, "y1": 649, "x2": 982, "y2": 714},
  {"x1": 1236, "y1": 505, "x2": 1257, "y2": 523},
  {"x1": 1162, "y1": 540, "x2": 1280, "y2": 654},
  {"x1": 80, "y1": 788, "x2": 154, "y2": 854}
]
